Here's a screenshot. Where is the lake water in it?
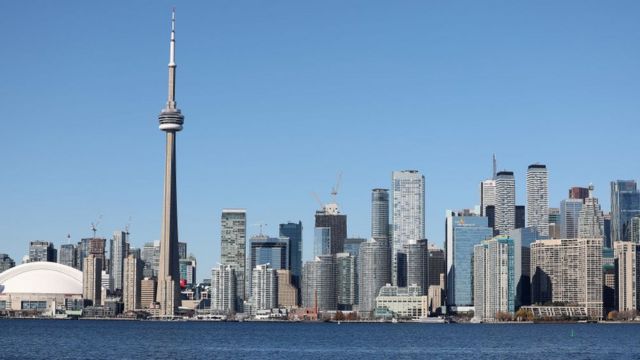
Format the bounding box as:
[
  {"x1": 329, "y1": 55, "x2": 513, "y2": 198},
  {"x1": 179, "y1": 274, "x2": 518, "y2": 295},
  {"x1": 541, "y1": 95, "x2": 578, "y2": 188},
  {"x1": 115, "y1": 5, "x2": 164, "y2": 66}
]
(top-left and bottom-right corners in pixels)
[{"x1": 0, "y1": 320, "x2": 639, "y2": 359}]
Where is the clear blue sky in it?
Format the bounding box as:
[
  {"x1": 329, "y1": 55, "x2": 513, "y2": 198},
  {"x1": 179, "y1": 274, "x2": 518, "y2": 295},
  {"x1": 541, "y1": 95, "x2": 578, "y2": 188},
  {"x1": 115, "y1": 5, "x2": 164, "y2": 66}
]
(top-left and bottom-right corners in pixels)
[{"x1": 2, "y1": 1, "x2": 639, "y2": 280}]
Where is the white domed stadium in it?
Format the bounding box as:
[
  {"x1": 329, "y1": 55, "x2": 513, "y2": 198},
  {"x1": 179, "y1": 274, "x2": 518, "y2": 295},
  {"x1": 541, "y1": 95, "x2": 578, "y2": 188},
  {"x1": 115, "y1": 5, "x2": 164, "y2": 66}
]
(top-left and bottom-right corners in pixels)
[{"x1": 0, "y1": 262, "x2": 85, "y2": 316}]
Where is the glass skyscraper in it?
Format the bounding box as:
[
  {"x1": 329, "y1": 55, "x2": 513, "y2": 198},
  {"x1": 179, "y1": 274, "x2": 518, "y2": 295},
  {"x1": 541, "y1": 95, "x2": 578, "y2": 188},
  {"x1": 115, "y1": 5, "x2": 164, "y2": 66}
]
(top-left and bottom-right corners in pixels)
[
  {"x1": 445, "y1": 211, "x2": 493, "y2": 311},
  {"x1": 279, "y1": 221, "x2": 303, "y2": 290},
  {"x1": 610, "y1": 180, "x2": 640, "y2": 242}
]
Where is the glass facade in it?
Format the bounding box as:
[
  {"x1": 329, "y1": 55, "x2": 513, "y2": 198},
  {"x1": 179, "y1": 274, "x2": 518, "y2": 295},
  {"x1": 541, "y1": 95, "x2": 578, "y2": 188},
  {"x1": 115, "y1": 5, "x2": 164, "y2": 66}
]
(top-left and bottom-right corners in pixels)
[
  {"x1": 314, "y1": 227, "x2": 331, "y2": 257},
  {"x1": 279, "y1": 221, "x2": 303, "y2": 288}
]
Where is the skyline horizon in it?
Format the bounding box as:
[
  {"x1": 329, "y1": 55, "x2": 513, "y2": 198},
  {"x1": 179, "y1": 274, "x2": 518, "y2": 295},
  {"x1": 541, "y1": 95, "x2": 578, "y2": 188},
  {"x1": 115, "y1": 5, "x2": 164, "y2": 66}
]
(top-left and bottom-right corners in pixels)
[{"x1": 2, "y1": 2, "x2": 640, "y2": 281}]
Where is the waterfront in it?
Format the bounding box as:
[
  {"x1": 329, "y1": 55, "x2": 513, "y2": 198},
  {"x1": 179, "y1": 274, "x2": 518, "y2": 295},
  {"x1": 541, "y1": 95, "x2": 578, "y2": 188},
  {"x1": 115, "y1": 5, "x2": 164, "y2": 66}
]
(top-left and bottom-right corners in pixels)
[{"x1": 1, "y1": 320, "x2": 640, "y2": 359}]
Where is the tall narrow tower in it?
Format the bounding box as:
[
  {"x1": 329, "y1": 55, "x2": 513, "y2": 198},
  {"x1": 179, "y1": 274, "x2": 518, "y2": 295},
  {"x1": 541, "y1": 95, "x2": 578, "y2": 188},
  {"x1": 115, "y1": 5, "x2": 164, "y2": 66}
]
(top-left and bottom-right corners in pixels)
[{"x1": 156, "y1": 9, "x2": 184, "y2": 316}]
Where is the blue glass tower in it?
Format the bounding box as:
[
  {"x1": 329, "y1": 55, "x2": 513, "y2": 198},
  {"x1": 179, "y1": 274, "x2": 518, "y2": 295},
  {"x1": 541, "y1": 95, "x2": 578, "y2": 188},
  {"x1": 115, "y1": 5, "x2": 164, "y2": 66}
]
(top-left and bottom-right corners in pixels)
[{"x1": 279, "y1": 221, "x2": 302, "y2": 289}]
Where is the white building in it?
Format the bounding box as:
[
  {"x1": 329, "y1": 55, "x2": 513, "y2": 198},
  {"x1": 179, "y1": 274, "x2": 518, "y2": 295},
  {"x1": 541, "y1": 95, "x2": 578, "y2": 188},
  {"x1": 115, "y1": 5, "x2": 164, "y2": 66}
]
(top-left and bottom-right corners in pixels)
[
  {"x1": 375, "y1": 284, "x2": 427, "y2": 320},
  {"x1": 211, "y1": 265, "x2": 237, "y2": 314},
  {"x1": 614, "y1": 241, "x2": 640, "y2": 312},
  {"x1": 526, "y1": 164, "x2": 549, "y2": 238},
  {"x1": 251, "y1": 264, "x2": 277, "y2": 314},
  {"x1": 495, "y1": 171, "x2": 515, "y2": 235},
  {"x1": 391, "y1": 170, "x2": 425, "y2": 285},
  {"x1": 578, "y1": 185, "x2": 604, "y2": 239},
  {"x1": 480, "y1": 179, "x2": 496, "y2": 217},
  {"x1": 473, "y1": 236, "x2": 515, "y2": 321}
]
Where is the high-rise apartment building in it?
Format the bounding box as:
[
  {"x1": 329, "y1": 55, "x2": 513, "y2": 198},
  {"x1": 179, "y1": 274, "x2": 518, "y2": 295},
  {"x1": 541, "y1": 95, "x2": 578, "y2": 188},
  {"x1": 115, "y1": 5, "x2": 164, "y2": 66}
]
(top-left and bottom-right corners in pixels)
[
  {"x1": 313, "y1": 227, "x2": 332, "y2": 257},
  {"x1": 473, "y1": 236, "x2": 515, "y2": 320},
  {"x1": 80, "y1": 238, "x2": 106, "y2": 271},
  {"x1": 391, "y1": 170, "x2": 425, "y2": 285},
  {"x1": 211, "y1": 265, "x2": 237, "y2": 314},
  {"x1": 445, "y1": 211, "x2": 493, "y2": 312},
  {"x1": 578, "y1": 185, "x2": 604, "y2": 239},
  {"x1": 611, "y1": 180, "x2": 640, "y2": 242},
  {"x1": 276, "y1": 269, "x2": 298, "y2": 308},
  {"x1": 358, "y1": 238, "x2": 391, "y2": 316},
  {"x1": 28, "y1": 241, "x2": 56, "y2": 263},
  {"x1": 220, "y1": 209, "x2": 247, "y2": 311},
  {"x1": 560, "y1": 199, "x2": 583, "y2": 239},
  {"x1": 279, "y1": 221, "x2": 303, "y2": 292},
  {"x1": 495, "y1": 171, "x2": 515, "y2": 235},
  {"x1": 526, "y1": 164, "x2": 549, "y2": 238},
  {"x1": 371, "y1": 188, "x2": 390, "y2": 241},
  {"x1": 123, "y1": 254, "x2": 143, "y2": 312},
  {"x1": 628, "y1": 216, "x2": 640, "y2": 244},
  {"x1": 302, "y1": 255, "x2": 336, "y2": 312},
  {"x1": 251, "y1": 264, "x2": 277, "y2": 313},
  {"x1": 0, "y1": 254, "x2": 15, "y2": 273},
  {"x1": 401, "y1": 240, "x2": 427, "y2": 294},
  {"x1": 109, "y1": 231, "x2": 129, "y2": 292},
  {"x1": 614, "y1": 241, "x2": 640, "y2": 312},
  {"x1": 58, "y1": 244, "x2": 77, "y2": 269},
  {"x1": 530, "y1": 238, "x2": 603, "y2": 319},
  {"x1": 140, "y1": 277, "x2": 157, "y2": 309},
  {"x1": 335, "y1": 252, "x2": 356, "y2": 310},
  {"x1": 141, "y1": 241, "x2": 160, "y2": 278},
  {"x1": 83, "y1": 254, "x2": 102, "y2": 306}
]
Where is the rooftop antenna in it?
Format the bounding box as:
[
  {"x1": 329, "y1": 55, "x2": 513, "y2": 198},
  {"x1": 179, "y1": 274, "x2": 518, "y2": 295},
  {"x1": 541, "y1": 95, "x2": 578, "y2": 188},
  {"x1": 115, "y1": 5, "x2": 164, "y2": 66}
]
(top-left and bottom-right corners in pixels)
[
  {"x1": 66, "y1": 233, "x2": 71, "y2": 245},
  {"x1": 492, "y1": 154, "x2": 497, "y2": 180}
]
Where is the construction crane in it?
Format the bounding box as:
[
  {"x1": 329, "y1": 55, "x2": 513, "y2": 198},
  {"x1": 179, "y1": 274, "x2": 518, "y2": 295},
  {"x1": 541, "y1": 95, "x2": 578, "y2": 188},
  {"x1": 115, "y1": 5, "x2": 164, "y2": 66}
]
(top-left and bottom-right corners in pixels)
[
  {"x1": 330, "y1": 171, "x2": 343, "y2": 203},
  {"x1": 124, "y1": 216, "x2": 133, "y2": 236},
  {"x1": 90, "y1": 215, "x2": 102, "y2": 239}
]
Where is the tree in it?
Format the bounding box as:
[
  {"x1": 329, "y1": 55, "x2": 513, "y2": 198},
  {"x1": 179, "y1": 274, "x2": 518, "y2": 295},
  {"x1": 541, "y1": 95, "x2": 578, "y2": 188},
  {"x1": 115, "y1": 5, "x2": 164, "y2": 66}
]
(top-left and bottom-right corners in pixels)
[
  {"x1": 515, "y1": 308, "x2": 533, "y2": 321},
  {"x1": 334, "y1": 311, "x2": 345, "y2": 321},
  {"x1": 607, "y1": 311, "x2": 618, "y2": 321},
  {"x1": 495, "y1": 311, "x2": 513, "y2": 322}
]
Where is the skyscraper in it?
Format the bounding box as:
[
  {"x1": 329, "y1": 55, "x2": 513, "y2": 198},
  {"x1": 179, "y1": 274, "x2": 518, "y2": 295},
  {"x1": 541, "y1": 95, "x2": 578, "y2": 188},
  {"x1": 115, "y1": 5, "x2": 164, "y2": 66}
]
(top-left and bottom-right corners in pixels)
[
  {"x1": 251, "y1": 264, "x2": 277, "y2": 313},
  {"x1": 0, "y1": 254, "x2": 15, "y2": 273},
  {"x1": 402, "y1": 240, "x2": 428, "y2": 294},
  {"x1": 315, "y1": 206, "x2": 347, "y2": 255},
  {"x1": 302, "y1": 255, "x2": 336, "y2": 312},
  {"x1": 391, "y1": 170, "x2": 425, "y2": 285},
  {"x1": 614, "y1": 241, "x2": 640, "y2": 312},
  {"x1": 358, "y1": 238, "x2": 391, "y2": 316},
  {"x1": 495, "y1": 171, "x2": 515, "y2": 235},
  {"x1": 526, "y1": 164, "x2": 548, "y2": 238},
  {"x1": 480, "y1": 180, "x2": 496, "y2": 217},
  {"x1": 123, "y1": 254, "x2": 143, "y2": 312},
  {"x1": 58, "y1": 244, "x2": 77, "y2": 269},
  {"x1": 211, "y1": 265, "x2": 237, "y2": 314},
  {"x1": 611, "y1": 180, "x2": 640, "y2": 242},
  {"x1": 28, "y1": 241, "x2": 56, "y2": 263},
  {"x1": 560, "y1": 199, "x2": 583, "y2": 239},
  {"x1": 335, "y1": 252, "x2": 357, "y2": 310},
  {"x1": 156, "y1": 9, "x2": 184, "y2": 317},
  {"x1": 445, "y1": 210, "x2": 493, "y2": 312},
  {"x1": 220, "y1": 209, "x2": 247, "y2": 311},
  {"x1": 83, "y1": 254, "x2": 102, "y2": 306},
  {"x1": 569, "y1": 186, "x2": 590, "y2": 200},
  {"x1": 276, "y1": 269, "x2": 298, "y2": 308},
  {"x1": 249, "y1": 235, "x2": 289, "y2": 271},
  {"x1": 140, "y1": 277, "x2": 157, "y2": 309},
  {"x1": 578, "y1": 185, "x2": 604, "y2": 239},
  {"x1": 530, "y1": 238, "x2": 603, "y2": 319},
  {"x1": 279, "y1": 221, "x2": 302, "y2": 292},
  {"x1": 313, "y1": 227, "x2": 332, "y2": 257},
  {"x1": 427, "y1": 245, "x2": 445, "y2": 287},
  {"x1": 109, "y1": 230, "x2": 129, "y2": 292},
  {"x1": 473, "y1": 236, "x2": 515, "y2": 320},
  {"x1": 548, "y1": 207, "x2": 561, "y2": 239},
  {"x1": 371, "y1": 188, "x2": 390, "y2": 241}
]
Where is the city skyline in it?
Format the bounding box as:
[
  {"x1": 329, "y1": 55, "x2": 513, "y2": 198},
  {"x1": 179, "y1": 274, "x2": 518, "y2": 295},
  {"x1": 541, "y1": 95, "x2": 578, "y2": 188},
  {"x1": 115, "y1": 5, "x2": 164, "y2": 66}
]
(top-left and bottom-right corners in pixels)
[{"x1": 2, "y1": 2, "x2": 640, "y2": 281}]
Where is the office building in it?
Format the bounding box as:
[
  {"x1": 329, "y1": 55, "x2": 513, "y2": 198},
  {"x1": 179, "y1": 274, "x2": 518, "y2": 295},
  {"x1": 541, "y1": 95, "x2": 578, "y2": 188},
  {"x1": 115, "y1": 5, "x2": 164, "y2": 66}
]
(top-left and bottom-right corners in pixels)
[
  {"x1": 279, "y1": 221, "x2": 303, "y2": 291},
  {"x1": 530, "y1": 238, "x2": 603, "y2": 319},
  {"x1": 629, "y1": 216, "x2": 640, "y2": 244},
  {"x1": 611, "y1": 180, "x2": 640, "y2": 242},
  {"x1": 83, "y1": 254, "x2": 102, "y2": 306},
  {"x1": 358, "y1": 238, "x2": 391, "y2": 315},
  {"x1": 28, "y1": 241, "x2": 56, "y2": 263},
  {"x1": 0, "y1": 254, "x2": 15, "y2": 273},
  {"x1": 508, "y1": 227, "x2": 539, "y2": 307},
  {"x1": 516, "y1": 205, "x2": 525, "y2": 229},
  {"x1": 302, "y1": 255, "x2": 336, "y2": 312},
  {"x1": 391, "y1": 170, "x2": 425, "y2": 285},
  {"x1": 569, "y1": 186, "x2": 590, "y2": 200},
  {"x1": 249, "y1": 235, "x2": 289, "y2": 271},
  {"x1": 495, "y1": 171, "x2": 516, "y2": 235},
  {"x1": 123, "y1": 254, "x2": 143, "y2": 312},
  {"x1": 548, "y1": 207, "x2": 561, "y2": 239},
  {"x1": 178, "y1": 242, "x2": 187, "y2": 260},
  {"x1": 336, "y1": 252, "x2": 356, "y2": 310},
  {"x1": 315, "y1": 205, "x2": 347, "y2": 255},
  {"x1": 109, "y1": 230, "x2": 129, "y2": 292},
  {"x1": 526, "y1": 164, "x2": 549, "y2": 238},
  {"x1": 480, "y1": 179, "x2": 496, "y2": 217},
  {"x1": 251, "y1": 264, "x2": 277, "y2": 313},
  {"x1": 473, "y1": 236, "x2": 515, "y2": 320},
  {"x1": 211, "y1": 265, "x2": 237, "y2": 314},
  {"x1": 427, "y1": 245, "x2": 445, "y2": 287},
  {"x1": 371, "y1": 188, "x2": 390, "y2": 241},
  {"x1": 445, "y1": 211, "x2": 493, "y2": 311},
  {"x1": 140, "y1": 277, "x2": 157, "y2": 309},
  {"x1": 344, "y1": 238, "x2": 366, "y2": 258},
  {"x1": 578, "y1": 185, "x2": 604, "y2": 239},
  {"x1": 220, "y1": 209, "x2": 247, "y2": 311},
  {"x1": 375, "y1": 284, "x2": 427, "y2": 320},
  {"x1": 401, "y1": 240, "x2": 427, "y2": 293},
  {"x1": 276, "y1": 269, "x2": 298, "y2": 308},
  {"x1": 58, "y1": 244, "x2": 77, "y2": 269},
  {"x1": 614, "y1": 241, "x2": 640, "y2": 312},
  {"x1": 560, "y1": 199, "x2": 583, "y2": 239},
  {"x1": 179, "y1": 256, "x2": 196, "y2": 286}
]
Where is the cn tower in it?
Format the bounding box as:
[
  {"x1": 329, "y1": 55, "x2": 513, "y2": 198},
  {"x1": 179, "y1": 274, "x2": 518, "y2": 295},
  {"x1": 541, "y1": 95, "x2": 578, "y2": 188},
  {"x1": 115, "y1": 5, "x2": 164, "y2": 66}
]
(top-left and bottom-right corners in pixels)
[{"x1": 156, "y1": 9, "x2": 183, "y2": 316}]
